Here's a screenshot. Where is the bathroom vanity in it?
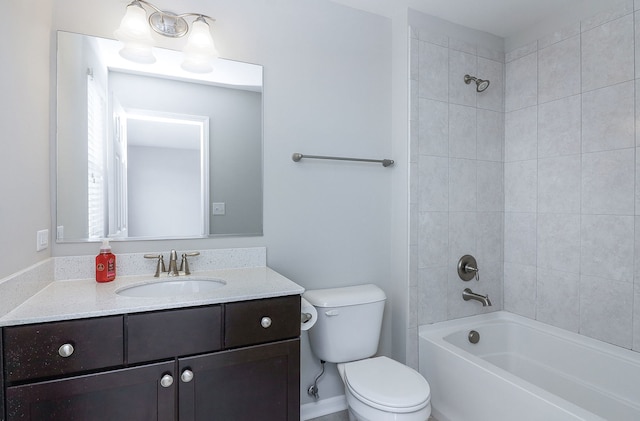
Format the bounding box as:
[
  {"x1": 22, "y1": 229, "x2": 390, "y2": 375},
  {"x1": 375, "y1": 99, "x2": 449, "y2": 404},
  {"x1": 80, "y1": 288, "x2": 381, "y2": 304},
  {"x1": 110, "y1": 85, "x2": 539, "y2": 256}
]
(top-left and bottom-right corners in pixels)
[{"x1": 0, "y1": 265, "x2": 303, "y2": 421}]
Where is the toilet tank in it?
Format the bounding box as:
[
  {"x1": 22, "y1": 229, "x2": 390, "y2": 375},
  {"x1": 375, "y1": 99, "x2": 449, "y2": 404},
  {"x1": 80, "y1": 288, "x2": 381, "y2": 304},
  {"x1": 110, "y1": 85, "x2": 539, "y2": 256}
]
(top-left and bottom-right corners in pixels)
[{"x1": 303, "y1": 284, "x2": 386, "y2": 363}]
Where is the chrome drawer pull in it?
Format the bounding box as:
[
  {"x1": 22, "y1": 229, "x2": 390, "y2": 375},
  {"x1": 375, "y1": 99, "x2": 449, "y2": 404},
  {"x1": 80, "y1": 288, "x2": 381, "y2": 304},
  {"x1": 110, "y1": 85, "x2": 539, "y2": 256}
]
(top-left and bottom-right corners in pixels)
[
  {"x1": 261, "y1": 317, "x2": 272, "y2": 328},
  {"x1": 181, "y1": 369, "x2": 194, "y2": 383},
  {"x1": 58, "y1": 343, "x2": 74, "y2": 358},
  {"x1": 160, "y1": 374, "x2": 174, "y2": 388}
]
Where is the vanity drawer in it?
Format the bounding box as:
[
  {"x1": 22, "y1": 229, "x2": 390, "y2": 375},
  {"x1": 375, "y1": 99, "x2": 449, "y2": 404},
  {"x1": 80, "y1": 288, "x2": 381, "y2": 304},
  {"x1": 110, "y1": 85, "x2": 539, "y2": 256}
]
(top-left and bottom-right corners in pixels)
[
  {"x1": 225, "y1": 295, "x2": 301, "y2": 348},
  {"x1": 127, "y1": 305, "x2": 223, "y2": 364},
  {"x1": 3, "y1": 316, "x2": 124, "y2": 383}
]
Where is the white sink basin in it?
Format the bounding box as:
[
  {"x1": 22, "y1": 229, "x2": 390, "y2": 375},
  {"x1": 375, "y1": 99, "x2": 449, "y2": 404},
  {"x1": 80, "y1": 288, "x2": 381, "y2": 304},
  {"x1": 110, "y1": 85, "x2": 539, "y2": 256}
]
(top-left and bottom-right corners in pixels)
[{"x1": 117, "y1": 277, "x2": 226, "y2": 298}]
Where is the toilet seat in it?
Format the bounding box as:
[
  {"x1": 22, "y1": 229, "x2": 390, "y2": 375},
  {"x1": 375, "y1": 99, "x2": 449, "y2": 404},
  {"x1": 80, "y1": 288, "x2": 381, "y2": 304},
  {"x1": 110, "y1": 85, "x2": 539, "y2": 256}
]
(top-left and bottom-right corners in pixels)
[{"x1": 342, "y1": 356, "x2": 431, "y2": 413}]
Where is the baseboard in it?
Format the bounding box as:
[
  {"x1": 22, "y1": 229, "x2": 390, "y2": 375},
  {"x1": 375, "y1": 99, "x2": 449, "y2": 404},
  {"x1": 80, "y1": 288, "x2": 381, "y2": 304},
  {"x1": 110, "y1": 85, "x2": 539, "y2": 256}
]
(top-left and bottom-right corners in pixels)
[{"x1": 300, "y1": 395, "x2": 348, "y2": 420}]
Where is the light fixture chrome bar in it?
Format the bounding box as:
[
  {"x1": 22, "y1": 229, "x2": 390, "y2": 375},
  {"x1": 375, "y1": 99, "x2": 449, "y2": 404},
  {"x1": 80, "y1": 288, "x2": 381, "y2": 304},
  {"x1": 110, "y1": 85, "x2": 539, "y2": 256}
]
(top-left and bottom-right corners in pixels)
[
  {"x1": 292, "y1": 153, "x2": 394, "y2": 167},
  {"x1": 135, "y1": 0, "x2": 216, "y2": 25}
]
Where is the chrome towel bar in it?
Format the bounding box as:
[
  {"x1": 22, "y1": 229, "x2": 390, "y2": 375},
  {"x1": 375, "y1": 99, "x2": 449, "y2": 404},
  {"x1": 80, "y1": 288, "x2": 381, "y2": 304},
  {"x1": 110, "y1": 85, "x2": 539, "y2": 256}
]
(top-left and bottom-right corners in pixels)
[{"x1": 292, "y1": 152, "x2": 394, "y2": 167}]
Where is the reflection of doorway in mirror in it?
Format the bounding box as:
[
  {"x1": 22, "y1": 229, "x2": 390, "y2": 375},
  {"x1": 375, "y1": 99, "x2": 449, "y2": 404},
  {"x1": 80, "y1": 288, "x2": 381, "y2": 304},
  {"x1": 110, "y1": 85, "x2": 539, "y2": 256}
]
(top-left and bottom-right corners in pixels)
[
  {"x1": 109, "y1": 100, "x2": 128, "y2": 239},
  {"x1": 122, "y1": 110, "x2": 210, "y2": 238}
]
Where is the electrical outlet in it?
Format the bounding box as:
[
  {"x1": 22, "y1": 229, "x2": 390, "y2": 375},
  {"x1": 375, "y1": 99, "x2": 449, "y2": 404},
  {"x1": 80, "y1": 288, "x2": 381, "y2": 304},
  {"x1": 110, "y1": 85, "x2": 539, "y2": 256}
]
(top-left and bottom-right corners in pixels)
[
  {"x1": 57, "y1": 225, "x2": 64, "y2": 241},
  {"x1": 36, "y1": 229, "x2": 49, "y2": 251},
  {"x1": 212, "y1": 202, "x2": 226, "y2": 215}
]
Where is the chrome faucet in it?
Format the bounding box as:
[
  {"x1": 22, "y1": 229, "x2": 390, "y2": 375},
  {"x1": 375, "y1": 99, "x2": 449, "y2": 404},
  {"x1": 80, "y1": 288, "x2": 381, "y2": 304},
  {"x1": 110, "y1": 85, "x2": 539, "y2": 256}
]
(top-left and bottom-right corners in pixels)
[
  {"x1": 462, "y1": 288, "x2": 492, "y2": 307},
  {"x1": 167, "y1": 250, "x2": 180, "y2": 276},
  {"x1": 144, "y1": 250, "x2": 200, "y2": 277}
]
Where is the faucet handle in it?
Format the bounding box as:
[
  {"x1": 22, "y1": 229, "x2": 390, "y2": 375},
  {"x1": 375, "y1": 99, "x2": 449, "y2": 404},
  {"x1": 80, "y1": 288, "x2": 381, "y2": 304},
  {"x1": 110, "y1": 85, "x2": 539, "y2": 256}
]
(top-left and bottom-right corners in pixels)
[
  {"x1": 180, "y1": 251, "x2": 200, "y2": 275},
  {"x1": 144, "y1": 254, "x2": 166, "y2": 277}
]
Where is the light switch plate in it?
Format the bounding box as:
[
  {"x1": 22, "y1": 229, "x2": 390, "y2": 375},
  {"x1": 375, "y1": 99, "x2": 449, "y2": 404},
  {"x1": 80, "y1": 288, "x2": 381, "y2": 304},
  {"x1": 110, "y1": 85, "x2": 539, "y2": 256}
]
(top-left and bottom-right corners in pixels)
[
  {"x1": 212, "y1": 202, "x2": 226, "y2": 215},
  {"x1": 36, "y1": 229, "x2": 49, "y2": 251}
]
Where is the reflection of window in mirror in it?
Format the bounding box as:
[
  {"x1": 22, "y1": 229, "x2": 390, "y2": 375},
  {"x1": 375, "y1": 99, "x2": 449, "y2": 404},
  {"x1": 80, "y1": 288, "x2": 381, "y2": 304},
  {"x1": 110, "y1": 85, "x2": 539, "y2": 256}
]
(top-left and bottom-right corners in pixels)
[{"x1": 87, "y1": 69, "x2": 106, "y2": 240}]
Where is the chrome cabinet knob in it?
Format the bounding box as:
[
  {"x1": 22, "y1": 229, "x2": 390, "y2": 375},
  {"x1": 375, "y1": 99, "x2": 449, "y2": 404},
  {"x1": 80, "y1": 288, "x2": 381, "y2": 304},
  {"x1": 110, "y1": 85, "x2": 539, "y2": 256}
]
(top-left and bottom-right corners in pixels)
[
  {"x1": 181, "y1": 369, "x2": 194, "y2": 383},
  {"x1": 160, "y1": 374, "x2": 174, "y2": 388},
  {"x1": 58, "y1": 343, "x2": 74, "y2": 358},
  {"x1": 261, "y1": 317, "x2": 272, "y2": 328}
]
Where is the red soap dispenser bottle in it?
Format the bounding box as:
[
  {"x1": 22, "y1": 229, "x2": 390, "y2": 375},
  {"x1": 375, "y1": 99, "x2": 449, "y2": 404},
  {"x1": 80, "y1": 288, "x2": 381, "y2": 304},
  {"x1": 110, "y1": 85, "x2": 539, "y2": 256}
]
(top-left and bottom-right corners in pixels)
[{"x1": 96, "y1": 240, "x2": 116, "y2": 283}]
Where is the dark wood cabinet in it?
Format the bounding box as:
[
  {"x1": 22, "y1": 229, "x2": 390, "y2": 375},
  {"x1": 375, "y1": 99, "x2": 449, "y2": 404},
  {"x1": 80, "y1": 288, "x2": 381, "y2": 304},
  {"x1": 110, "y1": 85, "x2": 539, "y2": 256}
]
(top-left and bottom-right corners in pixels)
[
  {"x1": 5, "y1": 361, "x2": 175, "y2": 421},
  {"x1": 179, "y1": 339, "x2": 300, "y2": 421},
  {"x1": 1, "y1": 296, "x2": 301, "y2": 421}
]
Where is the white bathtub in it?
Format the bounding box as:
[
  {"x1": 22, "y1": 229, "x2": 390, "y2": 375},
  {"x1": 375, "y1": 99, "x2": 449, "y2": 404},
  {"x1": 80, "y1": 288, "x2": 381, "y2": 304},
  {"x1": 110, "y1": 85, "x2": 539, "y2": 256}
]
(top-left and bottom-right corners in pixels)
[{"x1": 418, "y1": 311, "x2": 640, "y2": 421}]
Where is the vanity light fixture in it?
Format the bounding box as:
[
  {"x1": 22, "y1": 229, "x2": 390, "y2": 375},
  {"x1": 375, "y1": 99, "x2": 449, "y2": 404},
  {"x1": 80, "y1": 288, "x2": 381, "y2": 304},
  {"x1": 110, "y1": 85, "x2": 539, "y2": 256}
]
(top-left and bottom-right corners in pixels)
[{"x1": 115, "y1": 0, "x2": 219, "y2": 73}]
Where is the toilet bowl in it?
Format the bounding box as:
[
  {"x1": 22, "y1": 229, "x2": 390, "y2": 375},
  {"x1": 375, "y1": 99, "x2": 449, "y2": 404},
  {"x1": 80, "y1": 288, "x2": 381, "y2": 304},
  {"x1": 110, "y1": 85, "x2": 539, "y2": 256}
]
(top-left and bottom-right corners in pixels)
[{"x1": 338, "y1": 357, "x2": 431, "y2": 421}]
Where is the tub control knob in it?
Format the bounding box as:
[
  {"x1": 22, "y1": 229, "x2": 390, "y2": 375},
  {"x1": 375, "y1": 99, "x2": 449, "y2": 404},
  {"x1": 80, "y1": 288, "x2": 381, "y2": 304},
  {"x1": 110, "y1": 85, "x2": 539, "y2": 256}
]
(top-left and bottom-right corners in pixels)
[{"x1": 261, "y1": 317, "x2": 272, "y2": 328}]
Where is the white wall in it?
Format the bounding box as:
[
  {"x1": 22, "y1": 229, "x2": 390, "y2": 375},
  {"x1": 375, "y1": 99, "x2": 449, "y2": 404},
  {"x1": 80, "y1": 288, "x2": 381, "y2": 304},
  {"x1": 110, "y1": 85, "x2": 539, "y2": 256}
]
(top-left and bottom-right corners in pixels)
[
  {"x1": 0, "y1": 0, "x2": 53, "y2": 279},
  {"x1": 45, "y1": 0, "x2": 394, "y2": 405}
]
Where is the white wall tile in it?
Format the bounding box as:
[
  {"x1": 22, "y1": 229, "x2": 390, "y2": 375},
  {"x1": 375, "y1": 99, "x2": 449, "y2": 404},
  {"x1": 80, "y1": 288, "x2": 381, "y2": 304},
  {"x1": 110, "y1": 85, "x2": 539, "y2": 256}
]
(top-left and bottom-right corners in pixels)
[
  {"x1": 581, "y1": 214, "x2": 634, "y2": 283},
  {"x1": 449, "y1": 158, "x2": 477, "y2": 211},
  {"x1": 419, "y1": 155, "x2": 448, "y2": 212},
  {"x1": 505, "y1": 106, "x2": 538, "y2": 162},
  {"x1": 537, "y1": 213, "x2": 581, "y2": 273},
  {"x1": 538, "y1": 22, "x2": 580, "y2": 49},
  {"x1": 504, "y1": 212, "x2": 537, "y2": 266},
  {"x1": 538, "y1": 155, "x2": 581, "y2": 214},
  {"x1": 419, "y1": 98, "x2": 448, "y2": 157},
  {"x1": 477, "y1": 57, "x2": 504, "y2": 112},
  {"x1": 582, "y1": 148, "x2": 635, "y2": 215},
  {"x1": 418, "y1": 266, "x2": 448, "y2": 324},
  {"x1": 506, "y1": 41, "x2": 537, "y2": 63},
  {"x1": 634, "y1": 285, "x2": 640, "y2": 351},
  {"x1": 505, "y1": 52, "x2": 538, "y2": 112},
  {"x1": 582, "y1": 81, "x2": 635, "y2": 153},
  {"x1": 477, "y1": 211, "x2": 504, "y2": 264},
  {"x1": 419, "y1": 41, "x2": 448, "y2": 102},
  {"x1": 449, "y1": 50, "x2": 477, "y2": 106},
  {"x1": 537, "y1": 269, "x2": 580, "y2": 332},
  {"x1": 581, "y1": 0, "x2": 634, "y2": 32},
  {"x1": 581, "y1": 14, "x2": 634, "y2": 92},
  {"x1": 449, "y1": 104, "x2": 476, "y2": 159},
  {"x1": 477, "y1": 109, "x2": 504, "y2": 162},
  {"x1": 504, "y1": 262, "x2": 537, "y2": 318},
  {"x1": 418, "y1": 212, "x2": 448, "y2": 268},
  {"x1": 449, "y1": 211, "x2": 478, "y2": 269},
  {"x1": 538, "y1": 35, "x2": 581, "y2": 103},
  {"x1": 538, "y1": 95, "x2": 581, "y2": 158},
  {"x1": 505, "y1": 160, "x2": 537, "y2": 212},
  {"x1": 477, "y1": 161, "x2": 504, "y2": 212},
  {"x1": 580, "y1": 275, "x2": 633, "y2": 348}
]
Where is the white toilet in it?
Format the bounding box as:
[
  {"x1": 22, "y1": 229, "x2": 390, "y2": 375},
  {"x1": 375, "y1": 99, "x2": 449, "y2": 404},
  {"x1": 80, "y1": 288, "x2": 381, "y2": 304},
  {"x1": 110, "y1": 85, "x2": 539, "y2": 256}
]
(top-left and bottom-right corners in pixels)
[{"x1": 304, "y1": 284, "x2": 431, "y2": 421}]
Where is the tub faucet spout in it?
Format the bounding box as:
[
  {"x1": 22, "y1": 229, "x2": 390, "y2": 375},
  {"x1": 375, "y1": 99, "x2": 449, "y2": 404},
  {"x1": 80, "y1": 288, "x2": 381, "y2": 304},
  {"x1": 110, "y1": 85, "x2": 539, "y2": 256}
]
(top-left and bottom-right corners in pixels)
[{"x1": 462, "y1": 288, "x2": 492, "y2": 307}]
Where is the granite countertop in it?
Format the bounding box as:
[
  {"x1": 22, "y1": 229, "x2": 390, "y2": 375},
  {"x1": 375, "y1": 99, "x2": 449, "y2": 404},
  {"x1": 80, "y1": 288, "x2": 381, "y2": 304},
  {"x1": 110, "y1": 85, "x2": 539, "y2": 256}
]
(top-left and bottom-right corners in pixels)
[{"x1": 0, "y1": 266, "x2": 305, "y2": 327}]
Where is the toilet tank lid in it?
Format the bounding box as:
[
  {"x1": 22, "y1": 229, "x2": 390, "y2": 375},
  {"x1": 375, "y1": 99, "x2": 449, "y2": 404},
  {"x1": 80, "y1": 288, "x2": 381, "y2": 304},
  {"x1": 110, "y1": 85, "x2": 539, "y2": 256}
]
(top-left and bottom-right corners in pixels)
[{"x1": 303, "y1": 284, "x2": 386, "y2": 308}]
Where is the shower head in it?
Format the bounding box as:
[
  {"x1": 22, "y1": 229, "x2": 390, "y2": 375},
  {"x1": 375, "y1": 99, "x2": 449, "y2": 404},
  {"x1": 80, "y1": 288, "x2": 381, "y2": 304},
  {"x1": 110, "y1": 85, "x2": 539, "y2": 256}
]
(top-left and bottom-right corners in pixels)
[{"x1": 464, "y1": 74, "x2": 490, "y2": 92}]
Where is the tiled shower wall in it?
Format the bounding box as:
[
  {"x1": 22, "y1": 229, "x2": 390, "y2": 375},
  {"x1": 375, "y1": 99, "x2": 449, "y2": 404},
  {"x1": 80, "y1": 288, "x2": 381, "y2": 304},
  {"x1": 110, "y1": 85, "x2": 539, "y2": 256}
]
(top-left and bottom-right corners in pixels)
[
  {"x1": 407, "y1": 26, "x2": 505, "y2": 367},
  {"x1": 504, "y1": 1, "x2": 640, "y2": 351},
  {"x1": 409, "y1": 0, "x2": 640, "y2": 363}
]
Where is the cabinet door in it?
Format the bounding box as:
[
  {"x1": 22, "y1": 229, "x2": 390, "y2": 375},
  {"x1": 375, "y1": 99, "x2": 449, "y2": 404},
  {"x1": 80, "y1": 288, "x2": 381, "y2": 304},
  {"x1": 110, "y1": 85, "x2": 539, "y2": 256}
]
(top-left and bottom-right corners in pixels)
[
  {"x1": 6, "y1": 361, "x2": 175, "y2": 421},
  {"x1": 178, "y1": 339, "x2": 300, "y2": 421}
]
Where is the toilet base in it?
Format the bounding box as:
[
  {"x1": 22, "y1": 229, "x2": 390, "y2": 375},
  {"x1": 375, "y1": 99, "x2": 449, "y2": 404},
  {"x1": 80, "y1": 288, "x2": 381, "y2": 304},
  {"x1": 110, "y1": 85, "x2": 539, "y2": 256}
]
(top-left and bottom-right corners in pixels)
[{"x1": 345, "y1": 388, "x2": 431, "y2": 421}]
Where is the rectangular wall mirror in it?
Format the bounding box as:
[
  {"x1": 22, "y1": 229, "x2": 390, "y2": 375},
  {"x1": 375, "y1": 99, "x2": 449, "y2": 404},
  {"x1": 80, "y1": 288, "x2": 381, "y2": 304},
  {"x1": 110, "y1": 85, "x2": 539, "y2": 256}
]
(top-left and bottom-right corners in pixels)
[{"x1": 56, "y1": 31, "x2": 263, "y2": 242}]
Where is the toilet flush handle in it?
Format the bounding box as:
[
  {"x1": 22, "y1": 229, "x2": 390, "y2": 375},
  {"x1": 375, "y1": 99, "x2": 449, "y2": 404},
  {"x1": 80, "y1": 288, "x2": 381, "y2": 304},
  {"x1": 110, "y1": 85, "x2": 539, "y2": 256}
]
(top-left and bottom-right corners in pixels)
[{"x1": 325, "y1": 310, "x2": 340, "y2": 317}]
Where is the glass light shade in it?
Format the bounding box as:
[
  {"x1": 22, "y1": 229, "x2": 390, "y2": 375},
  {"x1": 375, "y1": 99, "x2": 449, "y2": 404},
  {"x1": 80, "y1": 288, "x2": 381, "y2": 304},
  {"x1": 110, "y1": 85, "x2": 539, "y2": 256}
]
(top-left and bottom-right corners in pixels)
[
  {"x1": 114, "y1": 3, "x2": 156, "y2": 64},
  {"x1": 181, "y1": 18, "x2": 219, "y2": 73}
]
